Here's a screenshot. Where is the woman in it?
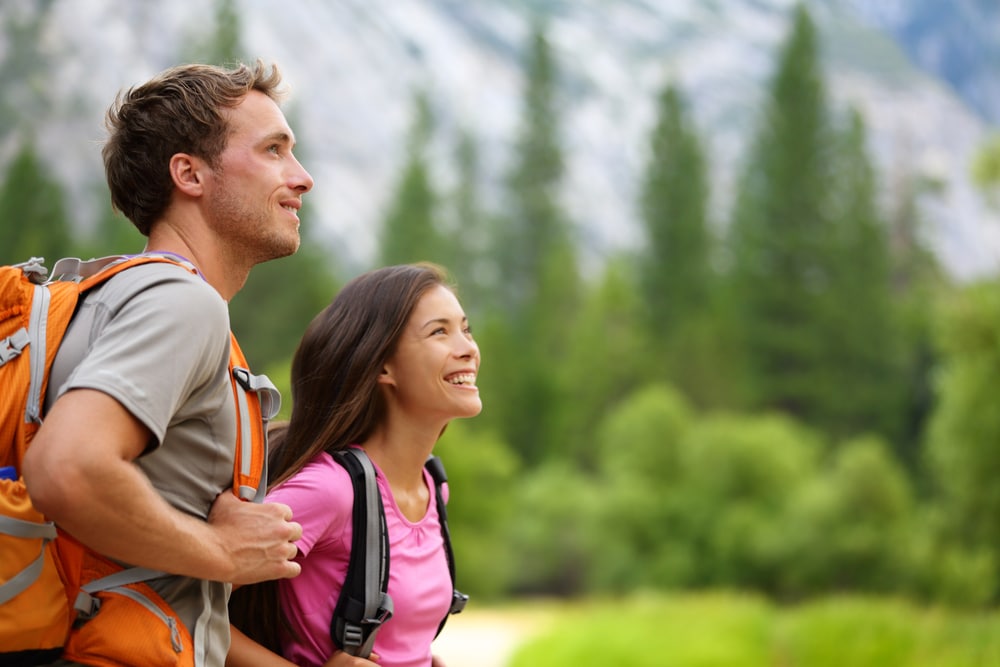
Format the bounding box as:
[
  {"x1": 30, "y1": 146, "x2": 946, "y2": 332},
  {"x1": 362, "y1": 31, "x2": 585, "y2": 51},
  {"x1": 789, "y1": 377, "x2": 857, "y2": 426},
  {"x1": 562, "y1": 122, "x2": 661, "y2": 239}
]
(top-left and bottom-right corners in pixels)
[{"x1": 228, "y1": 263, "x2": 481, "y2": 667}]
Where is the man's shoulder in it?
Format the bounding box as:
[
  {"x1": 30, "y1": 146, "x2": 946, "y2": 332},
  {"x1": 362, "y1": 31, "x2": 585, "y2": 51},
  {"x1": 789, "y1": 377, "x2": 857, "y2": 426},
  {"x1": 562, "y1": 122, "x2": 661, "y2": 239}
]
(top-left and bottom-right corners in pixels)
[{"x1": 95, "y1": 261, "x2": 225, "y2": 318}]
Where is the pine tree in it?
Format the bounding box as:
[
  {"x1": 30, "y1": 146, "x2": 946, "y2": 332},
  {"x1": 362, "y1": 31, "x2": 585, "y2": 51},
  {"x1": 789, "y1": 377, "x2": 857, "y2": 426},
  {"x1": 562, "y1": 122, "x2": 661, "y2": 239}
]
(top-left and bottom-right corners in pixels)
[
  {"x1": 0, "y1": 2, "x2": 57, "y2": 141},
  {"x1": 0, "y1": 141, "x2": 74, "y2": 265},
  {"x1": 637, "y1": 80, "x2": 734, "y2": 406},
  {"x1": 184, "y1": 0, "x2": 244, "y2": 65},
  {"x1": 726, "y1": 4, "x2": 900, "y2": 440},
  {"x1": 639, "y1": 81, "x2": 712, "y2": 336},
  {"x1": 194, "y1": 2, "x2": 340, "y2": 372},
  {"x1": 550, "y1": 256, "x2": 651, "y2": 470},
  {"x1": 821, "y1": 109, "x2": 902, "y2": 441},
  {"x1": 494, "y1": 23, "x2": 578, "y2": 320},
  {"x1": 478, "y1": 22, "x2": 580, "y2": 464},
  {"x1": 378, "y1": 90, "x2": 443, "y2": 266},
  {"x1": 440, "y1": 128, "x2": 491, "y2": 322},
  {"x1": 727, "y1": 3, "x2": 834, "y2": 421}
]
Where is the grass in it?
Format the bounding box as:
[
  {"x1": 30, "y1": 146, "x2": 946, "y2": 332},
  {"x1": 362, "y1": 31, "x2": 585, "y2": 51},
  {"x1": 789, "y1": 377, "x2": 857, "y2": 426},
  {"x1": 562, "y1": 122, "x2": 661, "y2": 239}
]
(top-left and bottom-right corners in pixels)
[{"x1": 504, "y1": 592, "x2": 1000, "y2": 667}]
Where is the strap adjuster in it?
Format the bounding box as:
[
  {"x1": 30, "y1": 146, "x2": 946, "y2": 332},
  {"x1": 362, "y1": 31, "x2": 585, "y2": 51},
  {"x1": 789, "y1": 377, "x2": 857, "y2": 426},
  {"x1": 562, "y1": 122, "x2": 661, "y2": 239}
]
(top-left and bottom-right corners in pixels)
[{"x1": 450, "y1": 589, "x2": 469, "y2": 615}]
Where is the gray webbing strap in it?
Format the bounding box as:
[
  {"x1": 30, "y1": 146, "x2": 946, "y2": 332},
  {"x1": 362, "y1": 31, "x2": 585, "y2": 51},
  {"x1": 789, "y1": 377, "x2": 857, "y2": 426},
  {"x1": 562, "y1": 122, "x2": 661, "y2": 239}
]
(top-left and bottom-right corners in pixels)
[
  {"x1": 0, "y1": 516, "x2": 58, "y2": 604},
  {"x1": 73, "y1": 566, "x2": 168, "y2": 619},
  {"x1": 342, "y1": 448, "x2": 392, "y2": 657},
  {"x1": 232, "y1": 368, "x2": 280, "y2": 502},
  {"x1": 0, "y1": 328, "x2": 29, "y2": 366}
]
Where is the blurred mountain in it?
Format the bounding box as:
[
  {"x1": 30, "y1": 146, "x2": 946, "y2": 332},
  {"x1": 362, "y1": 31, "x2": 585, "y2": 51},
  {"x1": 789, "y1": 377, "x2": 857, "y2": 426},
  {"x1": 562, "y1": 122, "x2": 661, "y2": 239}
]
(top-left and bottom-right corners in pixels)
[
  {"x1": 848, "y1": 0, "x2": 1000, "y2": 125},
  {"x1": 2, "y1": 0, "x2": 998, "y2": 278}
]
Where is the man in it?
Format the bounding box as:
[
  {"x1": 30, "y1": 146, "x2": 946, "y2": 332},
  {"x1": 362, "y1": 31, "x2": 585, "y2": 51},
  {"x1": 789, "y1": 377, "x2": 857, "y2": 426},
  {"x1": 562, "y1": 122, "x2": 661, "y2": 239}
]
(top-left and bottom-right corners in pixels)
[{"x1": 23, "y1": 60, "x2": 312, "y2": 666}]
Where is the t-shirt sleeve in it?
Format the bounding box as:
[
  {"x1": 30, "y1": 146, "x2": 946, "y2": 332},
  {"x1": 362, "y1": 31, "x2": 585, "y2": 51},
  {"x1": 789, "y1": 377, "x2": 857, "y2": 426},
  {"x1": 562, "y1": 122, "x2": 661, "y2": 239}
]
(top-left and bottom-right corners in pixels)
[
  {"x1": 60, "y1": 264, "x2": 230, "y2": 447},
  {"x1": 267, "y1": 453, "x2": 354, "y2": 558}
]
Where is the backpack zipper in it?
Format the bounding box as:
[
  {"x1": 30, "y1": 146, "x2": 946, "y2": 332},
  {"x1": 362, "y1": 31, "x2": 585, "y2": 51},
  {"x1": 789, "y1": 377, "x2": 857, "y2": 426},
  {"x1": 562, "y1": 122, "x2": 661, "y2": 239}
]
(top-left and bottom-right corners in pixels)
[{"x1": 104, "y1": 586, "x2": 183, "y2": 653}]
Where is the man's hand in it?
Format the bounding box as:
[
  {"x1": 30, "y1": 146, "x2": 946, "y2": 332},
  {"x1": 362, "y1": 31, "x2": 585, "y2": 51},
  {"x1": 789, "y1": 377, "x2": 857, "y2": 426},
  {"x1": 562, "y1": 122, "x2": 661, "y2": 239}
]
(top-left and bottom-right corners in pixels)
[{"x1": 208, "y1": 491, "x2": 303, "y2": 585}]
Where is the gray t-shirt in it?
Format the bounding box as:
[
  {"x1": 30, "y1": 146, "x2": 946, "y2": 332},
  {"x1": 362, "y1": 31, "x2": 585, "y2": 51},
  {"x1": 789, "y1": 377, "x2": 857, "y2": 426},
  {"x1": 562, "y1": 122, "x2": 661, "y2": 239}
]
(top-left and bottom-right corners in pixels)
[{"x1": 46, "y1": 261, "x2": 237, "y2": 667}]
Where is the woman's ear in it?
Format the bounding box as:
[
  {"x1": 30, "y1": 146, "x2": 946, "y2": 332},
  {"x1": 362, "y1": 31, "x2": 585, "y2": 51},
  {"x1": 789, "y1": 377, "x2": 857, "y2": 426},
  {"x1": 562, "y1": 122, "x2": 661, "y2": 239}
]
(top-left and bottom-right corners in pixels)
[{"x1": 377, "y1": 365, "x2": 396, "y2": 387}]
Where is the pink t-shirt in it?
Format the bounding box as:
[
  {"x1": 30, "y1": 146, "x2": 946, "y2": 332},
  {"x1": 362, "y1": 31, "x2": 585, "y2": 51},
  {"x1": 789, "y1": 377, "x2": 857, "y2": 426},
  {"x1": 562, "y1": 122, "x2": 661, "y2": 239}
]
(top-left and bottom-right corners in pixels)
[{"x1": 267, "y1": 448, "x2": 453, "y2": 667}]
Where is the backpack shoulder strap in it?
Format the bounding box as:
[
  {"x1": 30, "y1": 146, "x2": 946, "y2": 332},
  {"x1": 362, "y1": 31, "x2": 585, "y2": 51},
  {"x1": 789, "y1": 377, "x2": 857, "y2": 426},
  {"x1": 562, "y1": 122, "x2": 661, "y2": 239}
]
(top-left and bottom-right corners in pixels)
[
  {"x1": 228, "y1": 334, "x2": 279, "y2": 502},
  {"x1": 330, "y1": 448, "x2": 393, "y2": 658},
  {"x1": 424, "y1": 455, "x2": 468, "y2": 638}
]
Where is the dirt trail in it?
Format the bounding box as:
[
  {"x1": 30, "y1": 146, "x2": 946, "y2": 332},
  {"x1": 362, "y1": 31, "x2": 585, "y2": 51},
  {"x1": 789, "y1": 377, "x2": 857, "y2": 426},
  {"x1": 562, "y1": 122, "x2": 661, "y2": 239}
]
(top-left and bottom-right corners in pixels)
[{"x1": 432, "y1": 606, "x2": 554, "y2": 667}]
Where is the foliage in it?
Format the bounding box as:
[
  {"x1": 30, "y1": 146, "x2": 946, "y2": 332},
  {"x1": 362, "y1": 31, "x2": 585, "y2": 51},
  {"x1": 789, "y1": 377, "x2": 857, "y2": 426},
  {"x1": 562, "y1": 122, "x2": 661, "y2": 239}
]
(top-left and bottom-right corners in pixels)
[
  {"x1": 434, "y1": 421, "x2": 522, "y2": 599},
  {"x1": 504, "y1": 461, "x2": 603, "y2": 596},
  {"x1": 726, "y1": 4, "x2": 904, "y2": 445},
  {"x1": 638, "y1": 82, "x2": 713, "y2": 341},
  {"x1": 589, "y1": 384, "x2": 696, "y2": 591},
  {"x1": 379, "y1": 90, "x2": 445, "y2": 266},
  {"x1": 548, "y1": 258, "x2": 653, "y2": 470},
  {"x1": 971, "y1": 133, "x2": 1000, "y2": 208},
  {"x1": 508, "y1": 593, "x2": 1000, "y2": 667},
  {"x1": 228, "y1": 237, "x2": 339, "y2": 372},
  {"x1": 440, "y1": 128, "x2": 493, "y2": 321},
  {"x1": 778, "y1": 436, "x2": 915, "y2": 597},
  {"x1": 478, "y1": 20, "x2": 581, "y2": 466},
  {"x1": 2, "y1": 1, "x2": 994, "y2": 610},
  {"x1": 0, "y1": 141, "x2": 74, "y2": 265},
  {"x1": 924, "y1": 279, "x2": 1000, "y2": 601}
]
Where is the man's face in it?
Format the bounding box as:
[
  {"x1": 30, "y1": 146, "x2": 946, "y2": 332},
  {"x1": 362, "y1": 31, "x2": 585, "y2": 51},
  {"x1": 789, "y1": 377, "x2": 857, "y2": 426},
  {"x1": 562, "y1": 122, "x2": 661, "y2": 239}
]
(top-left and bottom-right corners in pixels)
[{"x1": 205, "y1": 90, "x2": 314, "y2": 265}]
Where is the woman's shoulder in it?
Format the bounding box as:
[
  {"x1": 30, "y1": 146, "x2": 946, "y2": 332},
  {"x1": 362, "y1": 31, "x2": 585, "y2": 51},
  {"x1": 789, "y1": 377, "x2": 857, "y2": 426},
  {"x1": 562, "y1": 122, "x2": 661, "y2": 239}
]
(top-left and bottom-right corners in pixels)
[{"x1": 269, "y1": 450, "x2": 354, "y2": 506}]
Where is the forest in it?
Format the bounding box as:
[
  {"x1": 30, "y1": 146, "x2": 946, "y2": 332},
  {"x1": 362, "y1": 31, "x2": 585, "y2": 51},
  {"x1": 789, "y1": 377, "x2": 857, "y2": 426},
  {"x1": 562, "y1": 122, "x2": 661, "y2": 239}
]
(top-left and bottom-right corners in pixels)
[{"x1": 4, "y1": 1, "x2": 1000, "y2": 619}]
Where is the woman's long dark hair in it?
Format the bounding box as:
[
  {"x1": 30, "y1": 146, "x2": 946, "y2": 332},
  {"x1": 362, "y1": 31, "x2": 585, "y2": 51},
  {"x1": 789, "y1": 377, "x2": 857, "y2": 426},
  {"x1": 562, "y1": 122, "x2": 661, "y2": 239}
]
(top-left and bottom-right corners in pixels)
[{"x1": 228, "y1": 263, "x2": 450, "y2": 653}]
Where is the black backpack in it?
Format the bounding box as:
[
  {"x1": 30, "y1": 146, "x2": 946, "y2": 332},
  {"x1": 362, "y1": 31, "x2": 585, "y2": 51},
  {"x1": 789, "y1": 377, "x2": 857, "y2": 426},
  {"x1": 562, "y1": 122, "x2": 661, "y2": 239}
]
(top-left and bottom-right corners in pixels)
[{"x1": 330, "y1": 449, "x2": 468, "y2": 657}]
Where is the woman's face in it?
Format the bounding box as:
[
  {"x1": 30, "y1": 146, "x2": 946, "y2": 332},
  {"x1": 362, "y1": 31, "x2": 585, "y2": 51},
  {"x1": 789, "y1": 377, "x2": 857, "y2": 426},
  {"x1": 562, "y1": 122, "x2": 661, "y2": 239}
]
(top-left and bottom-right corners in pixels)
[{"x1": 379, "y1": 284, "x2": 482, "y2": 422}]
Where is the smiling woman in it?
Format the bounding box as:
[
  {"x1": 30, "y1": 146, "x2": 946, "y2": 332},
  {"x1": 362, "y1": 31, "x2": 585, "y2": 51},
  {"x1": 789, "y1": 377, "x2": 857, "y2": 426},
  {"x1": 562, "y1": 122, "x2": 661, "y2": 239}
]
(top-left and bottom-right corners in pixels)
[{"x1": 228, "y1": 262, "x2": 482, "y2": 667}]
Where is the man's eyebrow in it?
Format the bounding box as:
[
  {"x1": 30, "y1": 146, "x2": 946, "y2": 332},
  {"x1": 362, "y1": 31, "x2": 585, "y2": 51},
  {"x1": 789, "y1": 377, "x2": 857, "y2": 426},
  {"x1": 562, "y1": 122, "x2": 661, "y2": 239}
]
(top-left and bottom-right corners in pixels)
[{"x1": 262, "y1": 131, "x2": 294, "y2": 146}]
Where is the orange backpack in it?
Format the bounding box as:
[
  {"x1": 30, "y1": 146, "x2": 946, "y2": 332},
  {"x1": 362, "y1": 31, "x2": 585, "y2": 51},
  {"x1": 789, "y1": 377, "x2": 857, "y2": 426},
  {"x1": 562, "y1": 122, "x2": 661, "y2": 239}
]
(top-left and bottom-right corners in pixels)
[{"x1": 0, "y1": 255, "x2": 277, "y2": 666}]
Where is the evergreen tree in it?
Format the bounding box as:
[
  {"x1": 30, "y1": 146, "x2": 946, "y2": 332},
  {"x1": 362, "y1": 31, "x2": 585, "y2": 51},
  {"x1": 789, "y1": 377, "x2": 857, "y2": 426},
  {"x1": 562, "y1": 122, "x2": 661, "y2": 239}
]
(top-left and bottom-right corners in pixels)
[
  {"x1": 0, "y1": 141, "x2": 74, "y2": 265},
  {"x1": 479, "y1": 22, "x2": 580, "y2": 464},
  {"x1": 493, "y1": 23, "x2": 577, "y2": 320},
  {"x1": 637, "y1": 80, "x2": 734, "y2": 407},
  {"x1": 820, "y1": 109, "x2": 902, "y2": 441},
  {"x1": 440, "y1": 128, "x2": 492, "y2": 322},
  {"x1": 183, "y1": 0, "x2": 340, "y2": 373},
  {"x1": 75, "y1": 185, "x2": 147, "y2": 258},
  {"x1": 550, "y1": 257, "x2": 651, "y2": 470},
  {"x1": 0, "y1": 2, "x2": 57, "y2": 140},
  {"x1": 885, "y1": 156, "x2": 948, "y2": 470},
  {"x1": 925, "y1": 279, "x2": 1000, "y2": 601},
  {"x1": 184, "y1": 0, "x2": 244, "y2": 65},
  {"x1": 727, "y1": 3, "x2": 834, "y2": 420},
  {"x1": 727, "y1": 4, "x2": 899, "y2": 441},
  {"x1": 378, "y1": 90, "x2": 443, "y2": 266},
  {"x1": 639, "y1": 81, "x2": 711, "y2": 337},
  {"x1": 228, "y1": 222, "x2": 339, "y2": 374}
]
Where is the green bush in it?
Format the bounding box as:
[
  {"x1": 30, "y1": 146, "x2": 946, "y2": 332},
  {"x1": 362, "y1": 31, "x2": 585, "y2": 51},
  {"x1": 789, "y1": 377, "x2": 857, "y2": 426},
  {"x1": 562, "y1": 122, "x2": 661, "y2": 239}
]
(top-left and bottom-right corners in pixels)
[
  {"x1": 435, "y1": 421, "x2": 522, "y2": 599},
  {"x1": 507, "y1": 593, "x2": 1000, "y2": 667}
]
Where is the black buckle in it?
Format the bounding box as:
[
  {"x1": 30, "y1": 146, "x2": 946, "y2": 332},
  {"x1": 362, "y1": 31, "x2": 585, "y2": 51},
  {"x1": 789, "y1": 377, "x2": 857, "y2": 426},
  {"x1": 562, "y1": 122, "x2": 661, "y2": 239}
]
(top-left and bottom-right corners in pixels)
[{"x1": 450, "y1": 589, "x2": 469, "y2": 615}]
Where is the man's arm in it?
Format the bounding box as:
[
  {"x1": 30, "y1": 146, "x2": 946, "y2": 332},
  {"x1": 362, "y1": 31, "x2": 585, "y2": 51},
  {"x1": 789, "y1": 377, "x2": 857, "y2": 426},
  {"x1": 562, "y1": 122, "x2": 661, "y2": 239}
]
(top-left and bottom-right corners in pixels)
[{"x1": 23, "y1": 388, "x2": 301, "y2": 585}]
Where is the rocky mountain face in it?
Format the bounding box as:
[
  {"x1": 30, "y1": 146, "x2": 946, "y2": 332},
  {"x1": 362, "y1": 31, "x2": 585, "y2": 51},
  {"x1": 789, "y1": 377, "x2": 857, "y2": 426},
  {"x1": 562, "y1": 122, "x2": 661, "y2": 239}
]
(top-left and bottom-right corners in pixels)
[{"x1": 4, "y1": 0, "x2": 999, "y2": 278}]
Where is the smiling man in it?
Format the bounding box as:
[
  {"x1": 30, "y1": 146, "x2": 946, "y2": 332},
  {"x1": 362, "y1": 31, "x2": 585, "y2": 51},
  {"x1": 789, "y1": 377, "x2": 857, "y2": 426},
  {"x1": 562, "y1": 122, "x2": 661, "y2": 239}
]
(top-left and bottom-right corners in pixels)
[{"x1": 23, "y1": 61, "x2": 313, "y2": 667}]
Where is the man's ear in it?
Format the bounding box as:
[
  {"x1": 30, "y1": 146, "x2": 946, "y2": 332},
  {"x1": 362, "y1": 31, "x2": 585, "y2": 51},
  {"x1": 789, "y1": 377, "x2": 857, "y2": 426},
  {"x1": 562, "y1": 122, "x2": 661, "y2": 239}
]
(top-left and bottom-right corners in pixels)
[{"x1": 170, "y1": 153, "x2": 205, "y2": 196}]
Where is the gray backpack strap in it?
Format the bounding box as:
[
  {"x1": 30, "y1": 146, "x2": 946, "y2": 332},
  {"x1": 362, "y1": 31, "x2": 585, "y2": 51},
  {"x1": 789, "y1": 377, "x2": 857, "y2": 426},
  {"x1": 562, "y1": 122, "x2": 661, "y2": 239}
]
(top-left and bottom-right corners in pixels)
[
  {"x1": 231, "y1": 368, "x2": 280, "y2": 502},
  {"x1": 73, "y1": 566, "x2": 168, "y2": 619},
  {"x1": 0, "y1": 515, "x2": 57, "y2": 604},
  {"x1": 330, "y1": 448, "x2": 393, "y2": 658}
]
